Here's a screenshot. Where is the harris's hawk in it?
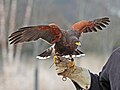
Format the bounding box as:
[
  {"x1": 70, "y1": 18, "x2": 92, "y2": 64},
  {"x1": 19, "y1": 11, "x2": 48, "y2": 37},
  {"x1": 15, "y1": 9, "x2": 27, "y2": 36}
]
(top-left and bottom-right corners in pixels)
[{"x1": 9, "y1": 17, "x2": 110, "y2": 60}]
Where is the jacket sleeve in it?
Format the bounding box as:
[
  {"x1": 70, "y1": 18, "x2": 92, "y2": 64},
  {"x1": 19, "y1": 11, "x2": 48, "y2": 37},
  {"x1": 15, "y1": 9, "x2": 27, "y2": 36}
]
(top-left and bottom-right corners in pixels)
[{"x1": 72, "y1": 47, "x2": 120, "y2": 90}]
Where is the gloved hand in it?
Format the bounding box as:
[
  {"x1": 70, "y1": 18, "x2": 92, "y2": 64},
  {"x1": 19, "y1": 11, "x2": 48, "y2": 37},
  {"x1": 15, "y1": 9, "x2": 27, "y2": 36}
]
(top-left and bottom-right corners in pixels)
[{"x1": 54, "y1": 56, "x2": 91, "y2": 90}]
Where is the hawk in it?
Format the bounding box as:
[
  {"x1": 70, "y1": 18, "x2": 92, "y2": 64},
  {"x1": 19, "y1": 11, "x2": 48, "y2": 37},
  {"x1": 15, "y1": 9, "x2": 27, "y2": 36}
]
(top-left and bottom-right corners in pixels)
[{"x1": 9, "y1": 17, "x2": 110, "y2": 60}]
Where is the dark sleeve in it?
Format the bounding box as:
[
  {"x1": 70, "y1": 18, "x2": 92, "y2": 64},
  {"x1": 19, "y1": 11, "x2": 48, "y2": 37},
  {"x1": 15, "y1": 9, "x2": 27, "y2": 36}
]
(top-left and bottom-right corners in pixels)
[
  {"x1": 99, "y1": 47, "x2": 120, "y2": 90},
  {"x1": 72, "y1": 72, "x2": 102, "y2": 90},
  {"x1": 72, "y1": 47, "x2": 120, "y2": 90},
  {"x1": 89, "y1": 73, "x2": 102, "y2": 90}
]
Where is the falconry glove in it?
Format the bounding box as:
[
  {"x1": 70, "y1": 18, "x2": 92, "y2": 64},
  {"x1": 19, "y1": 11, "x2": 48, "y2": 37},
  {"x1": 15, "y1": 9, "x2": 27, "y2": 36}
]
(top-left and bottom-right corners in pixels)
[{"x1": 54, "y1": 56, "x2": 91, "y2": 90}]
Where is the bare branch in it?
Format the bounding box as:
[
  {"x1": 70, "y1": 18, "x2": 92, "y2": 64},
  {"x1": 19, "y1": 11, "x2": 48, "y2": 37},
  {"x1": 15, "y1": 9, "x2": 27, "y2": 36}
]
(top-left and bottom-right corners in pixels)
[
  {"x1": 8, "y1": 0, "x2": 17, "y2": 63},
  {"x1": 15, "y1": 0, "x2": 33, "y2": 62},
  {"x1": 0, "y1": 0, "x2": 8, "y2": 61}
]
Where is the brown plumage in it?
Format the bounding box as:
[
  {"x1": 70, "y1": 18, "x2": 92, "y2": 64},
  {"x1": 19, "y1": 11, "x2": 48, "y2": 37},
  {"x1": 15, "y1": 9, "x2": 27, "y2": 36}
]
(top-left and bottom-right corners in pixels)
[
  {"x1": 9, "y1": 17, "x2": 110, "y2": 59},
  {"x1": 9, "y1": 24, "x2": 62, "y2": 44}
]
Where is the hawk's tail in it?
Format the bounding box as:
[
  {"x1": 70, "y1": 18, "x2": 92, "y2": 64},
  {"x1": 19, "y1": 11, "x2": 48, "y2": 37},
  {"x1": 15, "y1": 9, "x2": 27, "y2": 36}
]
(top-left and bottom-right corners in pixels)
[
  {"x1": 69, "y1": 49, "x2": 85, "y2": 57},
  {"x1": 62, "y1": 49, "x2": 85, "y2": 58},
  {"x1": 75, "y1": 49, "x2": 84, "y2": 54},
  {"x1": 36, "y1": 45, "x2": 54, "y2": 59},
  {"x1": 73, "y1": 49, "x2": 85, "y2": 57}
]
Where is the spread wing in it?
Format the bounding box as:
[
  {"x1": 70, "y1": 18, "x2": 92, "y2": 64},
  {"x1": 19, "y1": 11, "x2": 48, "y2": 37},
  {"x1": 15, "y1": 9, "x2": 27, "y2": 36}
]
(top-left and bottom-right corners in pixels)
[
  {"x1": 71, "y1": 17, "x2": 110, "y2": 33},
  {"x1": 9, "y1": 23, "x2": 62, "y2": 44}
]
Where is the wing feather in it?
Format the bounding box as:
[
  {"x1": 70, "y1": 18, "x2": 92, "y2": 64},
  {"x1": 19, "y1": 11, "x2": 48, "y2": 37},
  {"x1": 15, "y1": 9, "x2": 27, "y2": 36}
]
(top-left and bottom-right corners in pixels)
[
  {"x1": 72, "y1": 17, "x2": 110, "y2": 33},
  {"x1": 9, "y1": 24, "x2": 62, "y2": 44}
]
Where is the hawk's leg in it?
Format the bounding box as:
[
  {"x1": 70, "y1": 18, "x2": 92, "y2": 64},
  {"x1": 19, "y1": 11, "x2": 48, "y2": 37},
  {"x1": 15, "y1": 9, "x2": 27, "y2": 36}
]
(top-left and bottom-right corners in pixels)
[
  {"x1": 54, "y1": 55, "x2": 57, "y2": 63},
  {"x1": 69, "y1": 55, "x2": 76, "y2": 68},
  {"x1": 54, "y1": 52, "x2": 61, "y2": 63}
]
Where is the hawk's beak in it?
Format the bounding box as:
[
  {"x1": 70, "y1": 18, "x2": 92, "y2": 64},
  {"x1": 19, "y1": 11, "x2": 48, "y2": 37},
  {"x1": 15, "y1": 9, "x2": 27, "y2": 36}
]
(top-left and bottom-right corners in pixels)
[{"x1": 75, "y1": 41, "x2": 81, "y2": 46}]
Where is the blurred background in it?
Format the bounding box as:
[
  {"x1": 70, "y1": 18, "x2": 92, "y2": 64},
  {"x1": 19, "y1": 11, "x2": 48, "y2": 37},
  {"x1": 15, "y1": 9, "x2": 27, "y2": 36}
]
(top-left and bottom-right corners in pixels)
[{"x1": 0, "y1": 0, "x2": 120, "y2": 90}]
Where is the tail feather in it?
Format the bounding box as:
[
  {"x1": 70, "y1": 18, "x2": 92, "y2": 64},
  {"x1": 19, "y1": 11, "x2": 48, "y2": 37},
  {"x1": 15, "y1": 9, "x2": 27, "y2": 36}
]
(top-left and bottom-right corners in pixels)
[
  {"x1": 36, "y1": 44, "x2": 85, "y2": 59},
  {"x1": 76, "y1": 49, "x2": 85, "y2": 55},
  {"x1": 62, "y1": 49, "x2": 85, "y2": 58},
  {"x1": 72, "y1": 49, "x2": 85, "y2": 57},
  {"x1": 36, "y1": 47, "x2": 53, "y2": 59}
]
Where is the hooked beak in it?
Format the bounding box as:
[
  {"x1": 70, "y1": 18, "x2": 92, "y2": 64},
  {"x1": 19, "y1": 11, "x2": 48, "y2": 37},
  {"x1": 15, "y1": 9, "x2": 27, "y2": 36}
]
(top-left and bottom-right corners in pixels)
[{"x1": 75, "y1": 41, "x2": 81, "y2": 46}]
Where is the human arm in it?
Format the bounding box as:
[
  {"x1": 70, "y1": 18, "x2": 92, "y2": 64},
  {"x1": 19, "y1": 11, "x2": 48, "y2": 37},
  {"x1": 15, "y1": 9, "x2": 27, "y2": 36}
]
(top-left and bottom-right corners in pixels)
[{"x1": 54, "y1": 56, "x2": 102, "y2": 90}]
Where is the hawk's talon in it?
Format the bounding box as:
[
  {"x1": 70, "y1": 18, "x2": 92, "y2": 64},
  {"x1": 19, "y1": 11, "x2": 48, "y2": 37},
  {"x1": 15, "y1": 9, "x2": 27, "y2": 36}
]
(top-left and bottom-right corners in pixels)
[
  {"x1": 71, "y1": 58, "x2": 74, "y2": 61},
  {"x1": 70, "y1": 61, "x2": 75, "y2": 67},
  {"x1": 68, "y1": 57, "x2": 75, "y2": 67}
]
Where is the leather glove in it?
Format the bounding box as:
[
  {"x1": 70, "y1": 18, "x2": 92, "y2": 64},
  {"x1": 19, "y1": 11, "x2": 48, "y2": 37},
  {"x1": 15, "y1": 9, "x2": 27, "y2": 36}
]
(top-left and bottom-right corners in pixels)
[{"x1": 54, "y1": 56, "x2": 91, "y2": 90}]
